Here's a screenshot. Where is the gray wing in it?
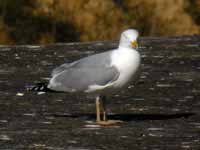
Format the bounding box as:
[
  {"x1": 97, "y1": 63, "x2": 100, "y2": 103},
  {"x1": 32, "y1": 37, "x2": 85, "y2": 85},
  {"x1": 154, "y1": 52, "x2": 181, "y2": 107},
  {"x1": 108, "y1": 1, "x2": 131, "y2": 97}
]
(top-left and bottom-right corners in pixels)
[
  {"x1": 48, "y1": 66, "x2": 119, "y2": 92},
  {"x1": 51, "y1": 50, "x2": 114, "y2": 77},
  {"x1": 48, "y1": 50, "x2": 119, "y2": 92},
  {"x1": 51, "y1": 62, "x2": 76, "y2": 77}
]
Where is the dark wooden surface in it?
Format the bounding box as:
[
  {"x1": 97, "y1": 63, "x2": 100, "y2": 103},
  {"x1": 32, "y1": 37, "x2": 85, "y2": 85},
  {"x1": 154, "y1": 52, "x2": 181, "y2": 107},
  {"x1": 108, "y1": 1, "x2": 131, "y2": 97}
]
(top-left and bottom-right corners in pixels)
[{"x1": 0, "y1": 36, "x2": 200, "y2": 149}]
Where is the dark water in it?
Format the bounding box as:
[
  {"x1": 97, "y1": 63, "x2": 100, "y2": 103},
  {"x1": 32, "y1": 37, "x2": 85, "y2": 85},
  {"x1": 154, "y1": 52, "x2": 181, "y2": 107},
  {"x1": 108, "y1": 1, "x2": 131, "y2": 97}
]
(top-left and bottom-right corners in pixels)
[{"x1": 0, "y1": 36, "x2": 200, "y2": 149}]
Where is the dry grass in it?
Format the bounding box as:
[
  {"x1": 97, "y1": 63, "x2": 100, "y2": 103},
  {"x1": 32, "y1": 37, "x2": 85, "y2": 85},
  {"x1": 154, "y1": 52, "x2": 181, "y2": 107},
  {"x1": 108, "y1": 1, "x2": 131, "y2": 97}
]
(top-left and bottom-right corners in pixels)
[
  {"x1": 0, "y1": 20, "x2": 13, "y2": 44},
  {"x1": 55, "y1": 0, "x2": 134, "y2": 41},
  {"x1": 124, "y1": 0, "x2": 200, "y2": 36},
  {"x1": 0, "y1": 0, "x2": 200, "y2": 44}
]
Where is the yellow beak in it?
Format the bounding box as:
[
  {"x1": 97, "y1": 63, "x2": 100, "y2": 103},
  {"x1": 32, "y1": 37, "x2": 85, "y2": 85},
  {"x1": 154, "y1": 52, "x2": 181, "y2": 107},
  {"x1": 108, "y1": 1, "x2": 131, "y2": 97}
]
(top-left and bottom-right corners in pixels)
[{"x1": 131, "y1": 40, "x2": 138, "y2": 49}]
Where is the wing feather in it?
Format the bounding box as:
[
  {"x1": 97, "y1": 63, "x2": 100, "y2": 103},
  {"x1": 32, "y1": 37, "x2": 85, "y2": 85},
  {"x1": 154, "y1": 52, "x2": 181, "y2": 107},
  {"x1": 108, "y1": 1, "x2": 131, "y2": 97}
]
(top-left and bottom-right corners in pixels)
[{"x1": 48, "y1": 66, "x2": 119, "y2": 92}]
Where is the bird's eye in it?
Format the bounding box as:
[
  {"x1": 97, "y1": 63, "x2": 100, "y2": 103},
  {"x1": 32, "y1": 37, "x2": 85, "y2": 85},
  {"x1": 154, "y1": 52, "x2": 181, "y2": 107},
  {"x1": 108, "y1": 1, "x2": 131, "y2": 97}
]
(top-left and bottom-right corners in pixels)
[{"x1": 123, "y1": 34, "x2": 129, "y2": 40}]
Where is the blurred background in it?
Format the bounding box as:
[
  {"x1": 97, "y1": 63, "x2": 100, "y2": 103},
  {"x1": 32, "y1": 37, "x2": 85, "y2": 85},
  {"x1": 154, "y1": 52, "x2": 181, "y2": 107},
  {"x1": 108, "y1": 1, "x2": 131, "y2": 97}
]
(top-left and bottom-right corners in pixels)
[{"x1": 0, "y1": 0, "x2": 200, "y2": 45}]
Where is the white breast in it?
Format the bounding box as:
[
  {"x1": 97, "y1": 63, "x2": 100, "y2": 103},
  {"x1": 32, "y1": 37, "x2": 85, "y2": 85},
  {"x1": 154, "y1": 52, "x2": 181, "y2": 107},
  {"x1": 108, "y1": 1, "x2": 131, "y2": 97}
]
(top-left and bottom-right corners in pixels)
[{"x1": 111, "y1": 48, "x2": 141, "y2": 87}]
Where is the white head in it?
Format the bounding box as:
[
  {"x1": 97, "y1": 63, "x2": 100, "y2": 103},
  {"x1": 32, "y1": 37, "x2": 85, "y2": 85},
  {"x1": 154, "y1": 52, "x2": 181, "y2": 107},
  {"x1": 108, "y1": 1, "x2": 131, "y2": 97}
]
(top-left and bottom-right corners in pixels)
[{"x1": 119, "y1": 29, "x2": 139, "y2": 49}]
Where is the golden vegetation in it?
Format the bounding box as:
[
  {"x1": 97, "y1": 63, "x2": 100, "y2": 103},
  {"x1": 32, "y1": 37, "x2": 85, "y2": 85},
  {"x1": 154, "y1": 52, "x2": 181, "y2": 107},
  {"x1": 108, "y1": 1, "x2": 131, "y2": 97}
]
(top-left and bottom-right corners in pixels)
[
  {"x1": 58, "y1": 0, "x2": 133, "y2": 41},
  {"x1": 124, "y1": 0, "x2": 200, "y2": 35},
  {"x1": 0, "y1": 0, "x2": 200, "y2": 44},
  {"x1": 0, "y1": 20, "x2": 13, "y2": 44}
]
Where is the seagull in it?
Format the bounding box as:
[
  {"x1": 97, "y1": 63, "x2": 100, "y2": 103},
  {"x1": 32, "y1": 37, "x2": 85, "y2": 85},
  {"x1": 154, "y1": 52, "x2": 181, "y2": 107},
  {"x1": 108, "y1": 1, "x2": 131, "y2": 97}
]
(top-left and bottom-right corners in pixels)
[{"x1": 30, "y1": 29, "x2": 141, "y2": 125}]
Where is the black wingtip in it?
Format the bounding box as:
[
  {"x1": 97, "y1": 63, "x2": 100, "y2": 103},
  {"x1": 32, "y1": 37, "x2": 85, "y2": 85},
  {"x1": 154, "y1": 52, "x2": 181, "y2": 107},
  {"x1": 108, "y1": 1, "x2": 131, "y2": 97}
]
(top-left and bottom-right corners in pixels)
[{"x1": 26, "y1": 82, "x2": 51, "y2": 92}]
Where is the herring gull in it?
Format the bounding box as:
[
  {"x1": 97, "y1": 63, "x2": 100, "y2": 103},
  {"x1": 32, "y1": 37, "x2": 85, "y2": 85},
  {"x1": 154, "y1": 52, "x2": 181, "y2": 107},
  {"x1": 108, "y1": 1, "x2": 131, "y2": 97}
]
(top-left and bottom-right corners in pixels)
[{"x1": 30, "y1": 29, "x2": 141, "y2": 125}]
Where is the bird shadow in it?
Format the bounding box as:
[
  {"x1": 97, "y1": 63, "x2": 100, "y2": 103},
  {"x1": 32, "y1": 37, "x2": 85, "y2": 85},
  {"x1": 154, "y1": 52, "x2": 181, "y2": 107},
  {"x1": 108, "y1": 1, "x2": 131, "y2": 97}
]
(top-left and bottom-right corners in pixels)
[{"x1": 52, "y1": 112, "x2": 195, "y2": 122}]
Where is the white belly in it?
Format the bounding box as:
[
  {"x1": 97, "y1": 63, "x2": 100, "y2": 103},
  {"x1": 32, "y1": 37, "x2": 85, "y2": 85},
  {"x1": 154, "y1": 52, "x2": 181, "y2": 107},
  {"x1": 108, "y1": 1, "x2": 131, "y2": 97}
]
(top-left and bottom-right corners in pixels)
[{"x1": 111, "y1": 49, "x2": 141, "y2": 87}]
